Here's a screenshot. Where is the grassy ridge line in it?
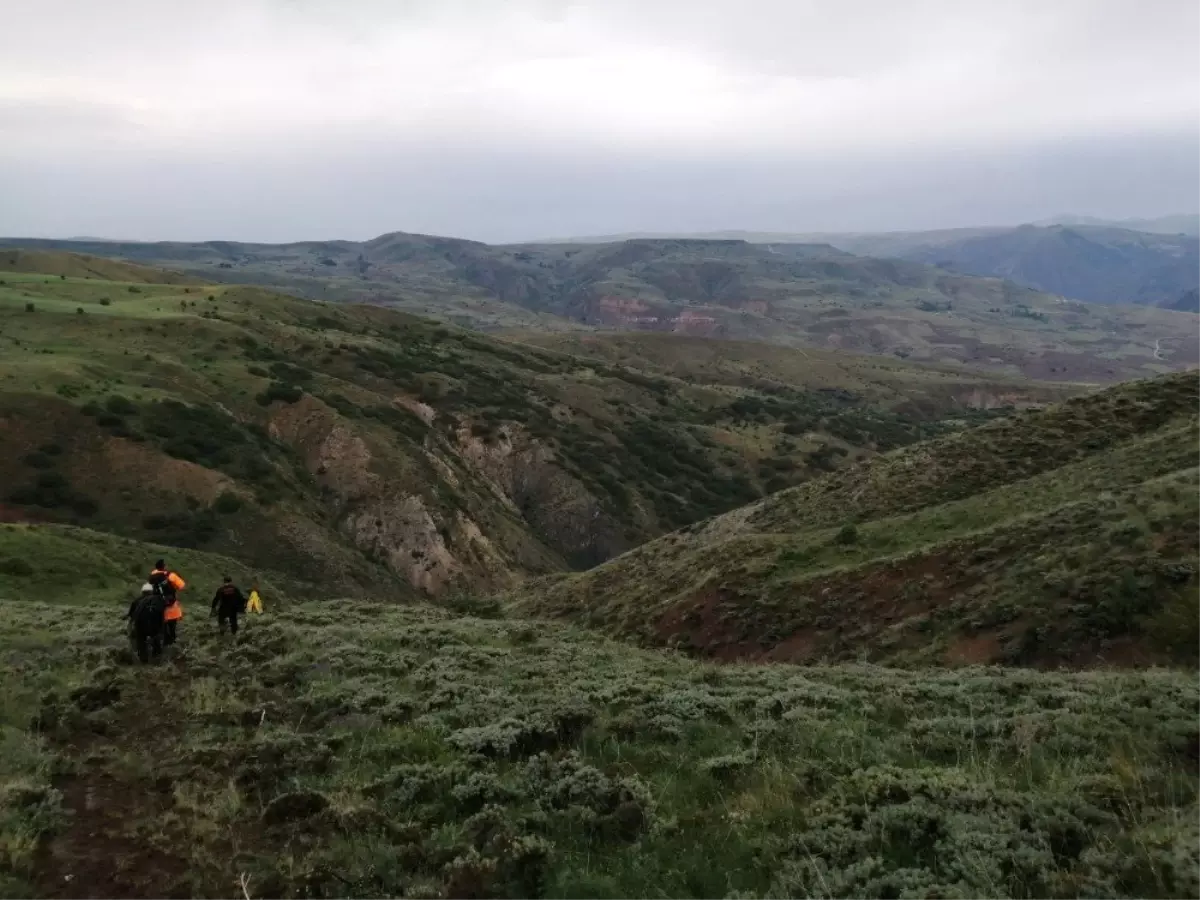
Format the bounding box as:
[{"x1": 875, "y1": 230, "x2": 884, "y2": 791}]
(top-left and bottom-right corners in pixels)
[
  {"x1": 0, "y1": 250, "x2": 201, "y2": 285},
  {"x1": 506, "y1": 371, "x2": 1200, "y2": 667},
  {"x1": 0, "y1": 523, "x2": 302, "y2": 608},
  {"x1": 1, "y1": 599, "x2": 1197, "y2": 898},
  {"x1": 728, "y1": 369, "x2": 1199, "y2": 539}
]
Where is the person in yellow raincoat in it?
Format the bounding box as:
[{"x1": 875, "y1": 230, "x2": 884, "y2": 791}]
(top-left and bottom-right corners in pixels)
[
  {"x1": 246, "y1": 582, "x2": 263, "y2": 615},
  {"x1": 149, "y1": 559, "x2": 186, "y2": 647}
]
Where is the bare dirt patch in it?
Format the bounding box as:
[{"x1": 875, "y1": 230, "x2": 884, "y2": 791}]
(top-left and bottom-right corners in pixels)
[{"x1": 33, "y1": 668, "x2": 193, "y2": 899}]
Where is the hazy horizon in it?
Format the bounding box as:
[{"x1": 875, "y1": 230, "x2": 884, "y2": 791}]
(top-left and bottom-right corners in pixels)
[
  {"x1": 18, "y1": 206, "x2": 1200, "y2": 248},
  {"x1": 3, "y1": 0, "x2": 1197, "y2": 244}
]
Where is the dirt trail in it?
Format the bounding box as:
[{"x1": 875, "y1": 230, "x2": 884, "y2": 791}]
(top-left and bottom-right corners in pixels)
[{"x1": 33, "y1": 654, "x2": 196, "y2": 899}]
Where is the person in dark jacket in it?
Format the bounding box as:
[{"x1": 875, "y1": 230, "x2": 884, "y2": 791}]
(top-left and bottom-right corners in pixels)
[
  {"x1": 126, "y1": 582, "x2": 165, "y2": 663},
  {"x1": 211, "y1": 575, "x2": 247, "y2": 637}
]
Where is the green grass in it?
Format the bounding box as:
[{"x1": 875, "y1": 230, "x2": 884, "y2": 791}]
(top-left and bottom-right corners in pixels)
[
  {"x1": 0, "y1": 254, "x2": 1073, "y2": 599},
  {"x1": 4, "y1": 235, "x2": 1195, "y2": 385},
  {"x1": 1, "y1": 599, "x2": 1196, "y2": 898},
  {"x1": 509, "y1": 371, "x2": 1200, "y2": 668},
  {"x1": 0, "y1": 523, "x2": 295, "y2": 608},
  {"x1": 0, "y1": 253, "x2": 1197, "y2": 899}
]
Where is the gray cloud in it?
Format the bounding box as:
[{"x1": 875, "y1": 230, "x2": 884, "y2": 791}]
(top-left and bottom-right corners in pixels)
[{"x1": 1, "y1": 0, "x2": 1196, "y2": 241}]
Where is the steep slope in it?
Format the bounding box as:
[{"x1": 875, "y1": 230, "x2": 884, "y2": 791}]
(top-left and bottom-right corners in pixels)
[
  {"x1": 1, "y1": 255, "x2": 1065, "y2": 599},
  {"x1": 509, "y1": 371, "x2": 1200, "y2": 668},
  {"x1": 3, "y1": 234, "x2": 1195, "y2": 383}
]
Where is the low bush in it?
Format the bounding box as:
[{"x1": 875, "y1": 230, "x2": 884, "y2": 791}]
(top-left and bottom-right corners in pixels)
[
  {"x1": 255, "y1": 382, "x2": 304, "y2": 406},
  {"x1": 835, "y1": 523, "x2": 859, "y2": 545},
  {"x1": 22, "y1": 452, "x2": 54, "y2": 470},
  {"x1": 0, "y1": 557, "x2": 34, "y2": 577},
  {"x1": 105, "y1": 395, "x2": 137, "y2": 416}
]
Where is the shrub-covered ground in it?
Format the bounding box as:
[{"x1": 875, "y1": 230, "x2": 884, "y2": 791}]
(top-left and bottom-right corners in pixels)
[
  {"x1": 2, "y1": 598, "x2": 1196, "y2": 899},
  {"x1": 0, "y1": 258, "x2": 1064, "y2": 596},
  {"x1": 510, "y1": 371, "x2": 1200, "y2": 668}
]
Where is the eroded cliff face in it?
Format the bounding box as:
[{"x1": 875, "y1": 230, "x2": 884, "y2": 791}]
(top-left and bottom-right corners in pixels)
[
  {"x1": 261, "y1": 395, "x2": 613, "y2": 596},
  {"x1": 264, "y1": 397, "x2": 498, "y2": 594},
  {"x1": 453, "y1": 423, "x2": 631, "y2": 568}
]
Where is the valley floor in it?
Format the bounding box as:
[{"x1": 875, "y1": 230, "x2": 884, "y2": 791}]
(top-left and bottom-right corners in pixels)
[{"x1": 1, "y1": 599, "x2": 1196, "y2": 899}]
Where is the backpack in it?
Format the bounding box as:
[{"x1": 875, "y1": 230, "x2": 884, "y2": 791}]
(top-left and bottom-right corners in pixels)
[
  {"x1": 135, "y1": 592, "x2": 165, "y2": 630},
  {"x1": 149, "y1": 570, "x2": 181, "y2": 598}
]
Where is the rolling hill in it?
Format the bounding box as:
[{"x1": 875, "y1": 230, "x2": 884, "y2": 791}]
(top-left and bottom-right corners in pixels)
[
  {"x1": 0, "y1": 255, "x2": 1196, "y2": 900},
  {"x1": 2, "y1": 234, "x2": 1196, "y2": 383},
  {"x1": 509, "y1": 370, "x2": 1200, "y2": 669},
  {"x1": 0, "y1": 249, "x2": 203, "y2": 285},
  {"x1": 891, "y1": 225, "x2": 1200, "y2": 310},
  {"x1": 534, "y1": 220, "x2": 1200, "y2": 312},
  {"x1": 0, "y1": 254, "x2": 1071, "y2": 601}
]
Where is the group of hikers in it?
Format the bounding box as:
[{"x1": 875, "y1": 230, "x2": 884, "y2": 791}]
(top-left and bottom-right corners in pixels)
[{"x1": 124, "y1": 559, "x2": 264, "y2": 663}]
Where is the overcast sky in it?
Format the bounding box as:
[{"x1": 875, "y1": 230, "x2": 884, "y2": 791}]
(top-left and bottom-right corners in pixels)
[{"x1": 1, "y1": 0, "x2": 1196, "y2": 243}]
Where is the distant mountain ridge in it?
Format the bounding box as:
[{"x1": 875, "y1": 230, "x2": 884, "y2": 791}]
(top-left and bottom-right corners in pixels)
[
  {"x1": 896, "y1": 224, "x2": 1199, "y2": 310},
  {"x1": 2, "y1": 231, "x2": 1195, "y2": 382},
  {"x1": 535, "y1": 218, "x2": 1200, "y2": 311},
  {"x1": 1032, "y1": 213, "x2": 1200, "y2": 236}
]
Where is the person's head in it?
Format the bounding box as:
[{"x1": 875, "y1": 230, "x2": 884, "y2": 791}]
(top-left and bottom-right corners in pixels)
[
  {"x1": 155, "y1": 558, "x2": 165, "y2": 570},
  {"x1": 141, "y1": 582, "x2": 153, "y2": 595}
]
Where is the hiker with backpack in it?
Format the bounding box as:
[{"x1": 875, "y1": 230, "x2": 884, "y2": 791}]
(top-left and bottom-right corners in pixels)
[
  {"x1": 148, "y1": 559, "x2": 186, "y2": 647},
  {"x1": 210, "y1": 575, "x2": 247, "y2": 637},
  {"x1": 126, "y1": 582, "x2": 165, "y2": 663}
]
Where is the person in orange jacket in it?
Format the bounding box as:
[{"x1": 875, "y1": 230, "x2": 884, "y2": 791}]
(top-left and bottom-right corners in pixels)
[{"x1": 148, "y1": 559, "x2": 186, "y2": 647}]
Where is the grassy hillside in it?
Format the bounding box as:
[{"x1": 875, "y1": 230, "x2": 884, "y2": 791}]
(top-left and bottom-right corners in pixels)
[
  {"x1": 2, "y1": 597, "x2": 1196, "y2": 898},
  {"x1": 0, "y1": 254, "x2": 1065, "y2": 600},
  {"x1": 2, "y1": 235, "x2": 1195, "y2": 383},
  {"x1": 0, "y1": 249, "x2": 200, "y2": 285},
  {"x1": 504, "y1": 331, "x2": 1078, "y2": 416},
  {"x1": 0, "y1": 259, "x2": 1196, "y2": 900},
  {"x1": 0, "y1": 523, "x2": 302, "y2": 609},
  {"x1": 509, "y1": 371, "x2": 1200, "y2": 668}
]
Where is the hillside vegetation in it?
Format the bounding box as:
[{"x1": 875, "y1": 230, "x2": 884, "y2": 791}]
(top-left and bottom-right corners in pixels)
[
  {"x1": 533, "y1": 221, "x2": 1200, "y2": 313},
  {"x1": 510, "y1": 371, "x2": 1200, "y2": 668},
  {"x1": 0, "y1": 249, "x2": 201, "y2": 285},
  {"x1": 0, "y1": 254, "x2": 1062, "y2": 599},
  {"x1": 3, "y1": 234, "x2": 1195, "y2": 383},
  {"x1": 3, "y1": 596, "x2": 1197, "y2": 899},
  {"x1": 0, "y1": 256, "x2": 1196, "y2": 900}
]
